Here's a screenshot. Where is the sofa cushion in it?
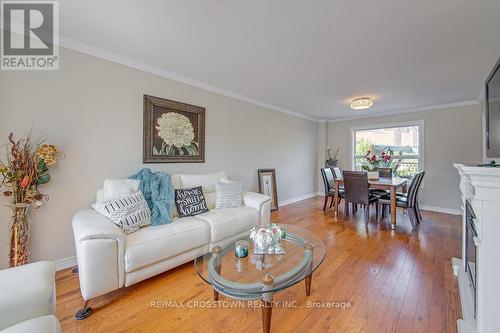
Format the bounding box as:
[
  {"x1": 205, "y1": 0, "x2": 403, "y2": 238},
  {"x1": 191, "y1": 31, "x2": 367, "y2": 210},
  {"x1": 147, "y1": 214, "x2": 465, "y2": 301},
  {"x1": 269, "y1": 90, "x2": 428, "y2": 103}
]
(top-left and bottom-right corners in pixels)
[
  {"x1": 1, "y1": 315, "x2": 61, "y2": 333},
  {"x1": 102, "y1": 179, "x2": 139, "y2": 201},
  {"x1": 125, "y1": 217, "x2": 210, "y2": 273},
  {"x1": 196, "y1": 207, "x2": 259, "y2": 243},
  {"x1": 179, "y1": 171, "x2": 227, "y2": 193}
]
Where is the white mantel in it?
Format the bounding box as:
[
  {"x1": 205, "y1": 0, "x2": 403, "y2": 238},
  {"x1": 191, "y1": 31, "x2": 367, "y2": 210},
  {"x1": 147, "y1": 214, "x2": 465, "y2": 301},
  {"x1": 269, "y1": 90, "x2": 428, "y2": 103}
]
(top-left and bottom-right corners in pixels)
[{"x1": 453, "y1": 164, "x2": 500, "y2": 333}]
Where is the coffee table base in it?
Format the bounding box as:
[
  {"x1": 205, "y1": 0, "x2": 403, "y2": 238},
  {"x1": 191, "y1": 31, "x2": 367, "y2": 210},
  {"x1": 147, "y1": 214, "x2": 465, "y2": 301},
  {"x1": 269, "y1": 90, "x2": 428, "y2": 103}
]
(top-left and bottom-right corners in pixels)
[
  {"x1": 210, "y1": 271, "x2": 314, "y2": 333},
  {"x1": 261, "y1": 300, "x2": 273, "y2": 333}
]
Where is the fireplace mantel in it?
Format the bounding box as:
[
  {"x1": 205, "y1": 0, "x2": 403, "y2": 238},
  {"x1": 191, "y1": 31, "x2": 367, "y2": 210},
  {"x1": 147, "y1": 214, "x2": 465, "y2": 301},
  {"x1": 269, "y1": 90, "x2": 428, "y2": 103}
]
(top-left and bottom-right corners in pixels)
[
  {"x1": 454, "y1": 164, "x2": 500, "y2": 203},
  {"x1": 454, "y1": 163, "x2": 500, "y2": 333}
]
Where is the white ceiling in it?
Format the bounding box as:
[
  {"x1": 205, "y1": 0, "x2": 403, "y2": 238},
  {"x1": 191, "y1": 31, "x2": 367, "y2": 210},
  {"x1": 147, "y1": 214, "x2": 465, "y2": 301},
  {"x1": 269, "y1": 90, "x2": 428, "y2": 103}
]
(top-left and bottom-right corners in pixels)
[{"x1": 59, "y1": 0, "x2": 500, "y2": 121}]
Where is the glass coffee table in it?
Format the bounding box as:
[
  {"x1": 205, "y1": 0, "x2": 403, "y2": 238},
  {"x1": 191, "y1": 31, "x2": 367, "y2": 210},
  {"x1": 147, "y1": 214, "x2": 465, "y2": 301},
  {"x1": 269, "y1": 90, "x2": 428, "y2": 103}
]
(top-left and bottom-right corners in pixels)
[{"x1": 194, "y1": 224, "x2": 326, "y2": 333}]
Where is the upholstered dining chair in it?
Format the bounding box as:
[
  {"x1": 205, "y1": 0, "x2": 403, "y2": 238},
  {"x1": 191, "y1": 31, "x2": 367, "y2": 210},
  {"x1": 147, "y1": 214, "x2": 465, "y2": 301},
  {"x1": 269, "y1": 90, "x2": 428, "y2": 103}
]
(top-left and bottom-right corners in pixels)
[
  {"x1": 320, "y1": 168, "x2": 344, "y2": 211},
  {"x1": 379, "y1": 171, "x2": 425, "y2": 230},
  {"x1": 370, "y1": 167, "x2": 393, "y2": 197},
  {"x1": 332, "y1": 167, "x2": 342, "y2": 180},
  {"x1": 378, "y1": 168, "x2": 392, "y2": 178},
  {"x1": 342, "y1": 171, "x2": 379, "y2": 225}
]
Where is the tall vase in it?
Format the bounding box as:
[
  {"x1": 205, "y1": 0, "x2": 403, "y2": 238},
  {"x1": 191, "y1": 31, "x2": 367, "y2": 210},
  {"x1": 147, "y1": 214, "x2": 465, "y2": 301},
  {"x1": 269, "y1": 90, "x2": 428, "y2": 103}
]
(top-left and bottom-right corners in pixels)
[{"x1": 9, "y1": 203, "x2": 31, "y2": 267}]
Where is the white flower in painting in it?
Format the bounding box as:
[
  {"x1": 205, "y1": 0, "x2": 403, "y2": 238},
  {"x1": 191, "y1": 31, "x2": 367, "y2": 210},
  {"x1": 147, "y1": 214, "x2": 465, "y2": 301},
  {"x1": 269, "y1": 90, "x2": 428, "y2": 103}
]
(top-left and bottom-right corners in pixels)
[{"x1": 156, "y1": 112, "x2": 195, "y2": 148}]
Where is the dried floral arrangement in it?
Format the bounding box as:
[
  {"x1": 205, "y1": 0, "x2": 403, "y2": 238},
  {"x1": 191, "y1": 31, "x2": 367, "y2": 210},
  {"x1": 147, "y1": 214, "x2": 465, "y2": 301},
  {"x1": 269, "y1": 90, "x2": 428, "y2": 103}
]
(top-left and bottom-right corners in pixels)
[{"x1": 0, "y1": 132, "x2": 62, "y2": 266}]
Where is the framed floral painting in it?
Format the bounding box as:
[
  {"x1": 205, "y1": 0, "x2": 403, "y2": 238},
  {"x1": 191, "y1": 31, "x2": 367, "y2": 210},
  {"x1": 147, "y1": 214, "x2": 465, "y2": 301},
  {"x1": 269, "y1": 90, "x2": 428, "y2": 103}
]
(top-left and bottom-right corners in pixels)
[{"x1": 143, "y1": 95, "x2": 205, "y2": 163}]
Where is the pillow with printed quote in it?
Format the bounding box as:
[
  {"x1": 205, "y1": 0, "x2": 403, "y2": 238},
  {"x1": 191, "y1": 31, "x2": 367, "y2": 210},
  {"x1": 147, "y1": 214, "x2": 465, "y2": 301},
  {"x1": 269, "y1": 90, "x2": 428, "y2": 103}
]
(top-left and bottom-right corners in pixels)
[{"x1": 175, "y1": 186, "x2": 209, "y2": 218}]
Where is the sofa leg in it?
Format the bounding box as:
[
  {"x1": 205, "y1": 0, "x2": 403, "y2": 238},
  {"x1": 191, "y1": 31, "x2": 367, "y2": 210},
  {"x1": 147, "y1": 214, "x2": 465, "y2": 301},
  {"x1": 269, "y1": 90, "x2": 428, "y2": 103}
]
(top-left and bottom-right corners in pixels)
[
  {"x1": 72, "y1": 266, "x2": 78, "y2": 274},
  {"x1": 75, "y1": 300, "x2": 93, "y2": 320}
]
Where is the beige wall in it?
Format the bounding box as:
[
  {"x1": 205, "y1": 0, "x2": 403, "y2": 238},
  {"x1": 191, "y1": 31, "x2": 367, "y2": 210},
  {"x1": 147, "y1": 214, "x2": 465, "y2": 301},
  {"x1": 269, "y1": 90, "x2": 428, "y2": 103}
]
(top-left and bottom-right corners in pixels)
[
  {"x1": 0, "y1": 47, "x2": 319, "y2": 268},
  {"x1": 326, "y1": 104, "x2": 483, "y2": 211}
]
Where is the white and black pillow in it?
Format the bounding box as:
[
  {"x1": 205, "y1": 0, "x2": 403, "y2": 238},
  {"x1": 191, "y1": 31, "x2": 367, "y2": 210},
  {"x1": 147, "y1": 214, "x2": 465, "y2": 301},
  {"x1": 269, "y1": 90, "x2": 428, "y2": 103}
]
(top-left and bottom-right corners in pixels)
[
  {"x1": 93, "y1": 191, "x2": 151, "y2": 234},
  {"x1": 175, "y1": 186, "x2": 209, "y2": 217},
  {"x1": 215, "y1": 181, "x2": 242, "y2": 209}
]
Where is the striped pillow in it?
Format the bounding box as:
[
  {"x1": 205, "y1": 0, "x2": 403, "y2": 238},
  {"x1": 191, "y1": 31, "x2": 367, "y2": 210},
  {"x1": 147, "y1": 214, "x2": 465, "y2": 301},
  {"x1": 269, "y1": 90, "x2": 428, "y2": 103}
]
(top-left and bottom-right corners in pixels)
[
  {"x1": 93, "y1": 191, "x2": 151, "y2": 234},
  {"x1": 215, "y1": 181, "x2": 242, "y2": 209}
]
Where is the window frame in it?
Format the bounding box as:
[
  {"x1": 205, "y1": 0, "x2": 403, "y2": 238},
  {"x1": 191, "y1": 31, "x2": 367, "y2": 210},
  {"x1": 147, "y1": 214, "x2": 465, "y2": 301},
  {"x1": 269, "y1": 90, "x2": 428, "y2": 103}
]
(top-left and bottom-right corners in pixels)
[{"x1": 350, "y1": 120, "x2": 425, "y2": 178}]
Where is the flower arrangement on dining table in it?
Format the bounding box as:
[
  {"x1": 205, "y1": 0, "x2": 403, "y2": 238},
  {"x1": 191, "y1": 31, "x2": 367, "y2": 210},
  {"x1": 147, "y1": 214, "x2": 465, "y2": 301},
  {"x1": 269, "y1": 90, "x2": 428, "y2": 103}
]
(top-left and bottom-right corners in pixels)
[
  {"x1": 361, "y1": 149, "x2": 395, "y2": 172},
  {"x1": 0, "y1": 132, "x2": 62, "y2": 267}
]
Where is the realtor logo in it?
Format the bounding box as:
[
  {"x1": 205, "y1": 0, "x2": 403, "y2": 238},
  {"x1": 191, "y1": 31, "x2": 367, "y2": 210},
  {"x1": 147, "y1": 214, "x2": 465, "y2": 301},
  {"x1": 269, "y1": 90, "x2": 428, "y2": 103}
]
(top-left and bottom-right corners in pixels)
[{"x1": 1, "y1": 1, "x2": 59, "y2": 70}]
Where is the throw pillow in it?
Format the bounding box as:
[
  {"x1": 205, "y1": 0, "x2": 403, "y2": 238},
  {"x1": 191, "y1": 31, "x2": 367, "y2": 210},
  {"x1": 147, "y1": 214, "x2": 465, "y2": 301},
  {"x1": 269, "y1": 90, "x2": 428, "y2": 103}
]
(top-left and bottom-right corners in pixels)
[
  {"x1": 215, "y1": 181, "x2": 242, "y2": 209},
  {"x1": 93, "y1": 191, "x2": 151, "y2": 234},
  {"x1": 175, "y1": 186, "x2": 209, "y2": 217}
]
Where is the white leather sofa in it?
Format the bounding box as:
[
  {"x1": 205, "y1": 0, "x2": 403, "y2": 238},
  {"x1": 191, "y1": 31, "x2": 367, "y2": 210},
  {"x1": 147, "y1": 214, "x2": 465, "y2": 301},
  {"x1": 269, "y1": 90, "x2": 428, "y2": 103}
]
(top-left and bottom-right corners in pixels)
[
  {"x1": 72, "y1": 172, "x2": 271, "y2": 318},
  {"x1": 0, "y1": 261, "x2": 61, "y2": 333}
]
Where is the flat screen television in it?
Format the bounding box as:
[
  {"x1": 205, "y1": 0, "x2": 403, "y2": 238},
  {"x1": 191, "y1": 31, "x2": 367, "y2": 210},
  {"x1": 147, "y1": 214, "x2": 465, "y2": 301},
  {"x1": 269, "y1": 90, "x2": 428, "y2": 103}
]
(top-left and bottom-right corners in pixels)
[{"x1": 486, "y1": 58, "x2": 500, "y2": 158}]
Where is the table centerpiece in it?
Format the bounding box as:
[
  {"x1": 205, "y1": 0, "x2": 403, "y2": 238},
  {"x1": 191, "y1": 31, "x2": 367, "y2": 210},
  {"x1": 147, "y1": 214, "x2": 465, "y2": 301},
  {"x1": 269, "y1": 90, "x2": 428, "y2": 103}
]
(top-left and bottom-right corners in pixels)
[{"x1": 249, "y1": 224, "x2": 286, "y2": 255}]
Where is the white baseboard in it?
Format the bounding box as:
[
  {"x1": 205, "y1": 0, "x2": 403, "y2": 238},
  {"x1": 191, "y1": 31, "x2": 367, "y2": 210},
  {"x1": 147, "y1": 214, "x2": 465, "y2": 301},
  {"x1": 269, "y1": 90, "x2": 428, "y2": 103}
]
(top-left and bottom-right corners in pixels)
[
  {"x1": 278, "y1": 194, "x2": 462, "y2": 216},
  {"x1": 54, "y1": 256, "x2": 77, "y2": 271},
  {"x1": 452, "y1": 257, "x2": 476, "y2": 332},
  {"x1": 419, "y1": 204, "x2": 461, "y2": 216},
  {"x1": 279, "y1": 192, "x2": 321, "y2": 207}
]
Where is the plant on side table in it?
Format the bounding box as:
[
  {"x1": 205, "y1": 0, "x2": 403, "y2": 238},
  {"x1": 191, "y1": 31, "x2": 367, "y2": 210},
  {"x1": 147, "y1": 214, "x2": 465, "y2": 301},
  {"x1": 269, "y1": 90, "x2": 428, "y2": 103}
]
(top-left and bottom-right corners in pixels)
[
  {"x1": 326, "y1": 146, "x2": 339, "y2": 168},
  {"x1": 0, "y1": 133, "x2": 61, "y2": 267}
]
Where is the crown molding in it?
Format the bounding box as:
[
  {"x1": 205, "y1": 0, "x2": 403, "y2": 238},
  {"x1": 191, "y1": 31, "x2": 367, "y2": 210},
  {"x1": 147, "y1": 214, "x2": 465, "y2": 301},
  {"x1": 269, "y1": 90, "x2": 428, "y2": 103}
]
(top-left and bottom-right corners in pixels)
[
  {"x1": 3, "y1": 24, "x2": 320, "y2": 121},
  {"x1": 1, "y1": 24, "x2": 483, "y2": 124},
  {"x1": 327, "y1": 100, "x2": 480, "y2": 123},
  {"x1": 55, "y1": 36, "x2": 319, "y2": 122}
]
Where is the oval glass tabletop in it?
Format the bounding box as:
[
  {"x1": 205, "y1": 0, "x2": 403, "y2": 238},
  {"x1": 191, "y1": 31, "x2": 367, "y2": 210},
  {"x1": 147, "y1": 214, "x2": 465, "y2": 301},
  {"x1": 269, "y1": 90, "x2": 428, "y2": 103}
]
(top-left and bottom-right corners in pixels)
[{"x1": 194, "y1": 224, "x2": 326, "y2": 299}]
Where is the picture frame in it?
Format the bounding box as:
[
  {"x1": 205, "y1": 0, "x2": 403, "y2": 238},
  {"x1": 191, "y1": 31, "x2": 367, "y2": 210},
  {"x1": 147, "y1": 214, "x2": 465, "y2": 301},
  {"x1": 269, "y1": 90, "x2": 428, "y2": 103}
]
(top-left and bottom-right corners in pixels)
[
  {"x1": 258, "y1": 169, "x2": 278, "y2": 211},
  {"x1": 143, "y1": 94, "x2": 205, "y2": 163}
]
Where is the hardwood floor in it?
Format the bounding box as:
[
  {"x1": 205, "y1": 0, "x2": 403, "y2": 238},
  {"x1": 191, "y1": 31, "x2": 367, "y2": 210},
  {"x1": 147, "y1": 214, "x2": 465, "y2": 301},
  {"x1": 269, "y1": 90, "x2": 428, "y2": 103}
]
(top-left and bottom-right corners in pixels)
[{"x1": 56, "y1": 197, "x2": 461, "y2": 332}]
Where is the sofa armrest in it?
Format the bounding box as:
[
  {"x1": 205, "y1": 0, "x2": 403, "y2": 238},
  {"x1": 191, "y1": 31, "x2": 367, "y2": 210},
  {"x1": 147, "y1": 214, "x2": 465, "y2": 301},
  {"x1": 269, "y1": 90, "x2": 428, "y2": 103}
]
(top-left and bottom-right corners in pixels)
[
  {"x1": 242, "y1": 191, "x2": 271, "y2": 226},
  {"x1": 72, "y1": 209, "x2": 124, "y2": 242},
  {"x1": 72, "y1": 209, "x2": 125, "y2": 300},
  {"x1": 0, "y1": 261, "x2": 56, "y2": 330}
]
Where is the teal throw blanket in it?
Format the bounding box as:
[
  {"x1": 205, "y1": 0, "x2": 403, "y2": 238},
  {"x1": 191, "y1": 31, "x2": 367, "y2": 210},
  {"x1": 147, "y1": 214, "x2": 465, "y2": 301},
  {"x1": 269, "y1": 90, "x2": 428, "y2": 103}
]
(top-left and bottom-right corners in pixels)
[{"x1": 129, "y1": 168, "x2": 174, "y2": 225}]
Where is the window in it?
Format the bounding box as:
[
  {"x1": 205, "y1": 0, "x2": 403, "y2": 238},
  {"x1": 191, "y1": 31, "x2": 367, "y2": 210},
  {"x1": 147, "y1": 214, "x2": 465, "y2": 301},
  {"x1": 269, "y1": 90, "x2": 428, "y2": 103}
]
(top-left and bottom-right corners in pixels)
[{"x1": 351, "y1": 121, "x2": 423, "y2": 178}]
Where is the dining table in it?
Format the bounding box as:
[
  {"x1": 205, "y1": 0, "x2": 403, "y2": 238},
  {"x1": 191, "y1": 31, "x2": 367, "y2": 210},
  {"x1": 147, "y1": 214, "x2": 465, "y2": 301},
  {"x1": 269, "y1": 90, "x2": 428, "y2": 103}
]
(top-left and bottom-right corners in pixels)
[{"x1": 333, "y1": 176, "x2": 408, "y2": 229}]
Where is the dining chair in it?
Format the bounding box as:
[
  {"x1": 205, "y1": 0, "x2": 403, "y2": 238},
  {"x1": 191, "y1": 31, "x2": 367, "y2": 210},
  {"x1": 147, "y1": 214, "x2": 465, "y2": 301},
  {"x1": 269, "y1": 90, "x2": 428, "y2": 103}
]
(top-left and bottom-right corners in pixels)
[
  {"x1": 379, "y1": 171, "x2": 425, "y2": 230},
  {"x1": 342, "y1": 171, "x2": 379, "y2": 225},
  {"x1": 333, "y1": 167, "x2": 342, "y2": 180},
  {"x1": 320, "y1": 168, "x2": 345, "y2": 211},
  {"x1": 331, "y1": 167, "x2": 357, "y2": 212},
  {"x1": 378, "y1": 168, "x2": 392, "y2": 178},
  {"x1": 370, "y1": 168, "x2": 392, "y2": 197},
  {"x1": 413, "y1": 172, "x2": 425, "y2": 220},
  {"x1": 395, "y1": 172, "x2": 425, "y2": 217}
]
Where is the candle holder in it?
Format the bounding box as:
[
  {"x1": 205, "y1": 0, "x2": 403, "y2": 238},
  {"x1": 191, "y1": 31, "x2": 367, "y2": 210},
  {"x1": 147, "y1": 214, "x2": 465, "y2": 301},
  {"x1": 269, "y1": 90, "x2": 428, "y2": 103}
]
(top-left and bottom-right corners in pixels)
[{"x1": 235, "y1": 240, "x2": 249, "y2": 258}]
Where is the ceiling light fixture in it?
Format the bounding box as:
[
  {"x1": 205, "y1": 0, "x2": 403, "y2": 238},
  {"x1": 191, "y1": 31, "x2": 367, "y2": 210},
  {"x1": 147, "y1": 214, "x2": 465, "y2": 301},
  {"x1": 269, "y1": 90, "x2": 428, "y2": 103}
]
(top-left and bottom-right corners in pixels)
[{"x1": 350, "y1": 97, "x2": 373, "y2": 110}]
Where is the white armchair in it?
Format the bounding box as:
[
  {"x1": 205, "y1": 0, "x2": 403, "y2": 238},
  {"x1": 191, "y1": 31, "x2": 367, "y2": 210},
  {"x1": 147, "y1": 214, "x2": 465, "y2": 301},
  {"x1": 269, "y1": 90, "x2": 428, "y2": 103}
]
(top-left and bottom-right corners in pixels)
[{"x1": 0, "y1": 261, "x2": 60, "y2": 333}]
